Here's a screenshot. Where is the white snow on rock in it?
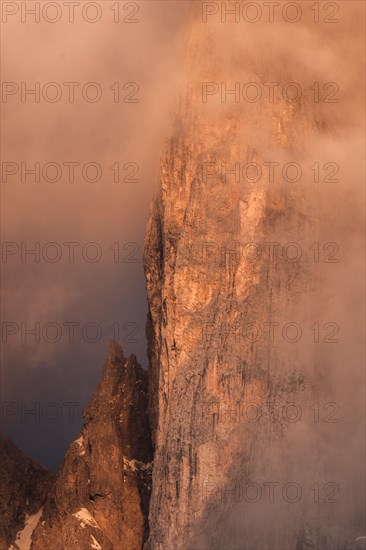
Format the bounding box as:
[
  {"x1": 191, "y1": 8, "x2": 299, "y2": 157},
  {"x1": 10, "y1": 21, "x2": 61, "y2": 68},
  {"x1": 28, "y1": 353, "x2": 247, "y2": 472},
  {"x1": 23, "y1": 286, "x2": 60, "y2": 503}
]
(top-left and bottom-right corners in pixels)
[
  {"x1": 75, "y1": 436, "x2": 86, "y2": 455},
  {"x1": 12, "y1": 508, "x2": 43, "y2": 550},
  {"x1": 90, "y1": 534, "x2": 102, "y2": 549},
  {"x1": 72, "y1": 508, "x2": 101, "y2": 530},
  {"x1": 123, "y1": 457, "x2": 152, "y2": 472}
]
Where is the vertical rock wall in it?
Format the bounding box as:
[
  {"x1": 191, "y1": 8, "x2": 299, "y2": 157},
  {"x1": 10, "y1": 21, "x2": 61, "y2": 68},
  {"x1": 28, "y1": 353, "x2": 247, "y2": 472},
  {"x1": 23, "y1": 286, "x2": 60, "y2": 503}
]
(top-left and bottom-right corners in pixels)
[{"x1": 143, "y1": 7, "x2": 363, "y2": 549}]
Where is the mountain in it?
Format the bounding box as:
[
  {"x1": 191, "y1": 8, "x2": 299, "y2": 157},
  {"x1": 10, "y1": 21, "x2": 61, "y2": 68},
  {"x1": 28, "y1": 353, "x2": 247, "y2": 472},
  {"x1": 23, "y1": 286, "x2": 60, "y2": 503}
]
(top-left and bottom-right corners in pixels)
[
  {"x1": 30, "y1": 342, "x2": 152, "y2": 550},
  {"x1": 0, "y1": 433, "x2": 54, "y2": 550}
]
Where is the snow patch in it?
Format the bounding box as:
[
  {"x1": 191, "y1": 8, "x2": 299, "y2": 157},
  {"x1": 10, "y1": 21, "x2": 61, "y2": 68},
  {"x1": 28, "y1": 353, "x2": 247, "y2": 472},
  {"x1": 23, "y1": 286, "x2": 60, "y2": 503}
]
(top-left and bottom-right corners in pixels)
[
  {"x1": 90, "y1": 534, "x2": 102, "y2": 550},
  {"x1": 75, "y1": 435, "x2": 83, "y2": 447},
  {"x1": 12, "y1": 508, "x2": 43, "y2": 550},
  {"x1": 123, "y1": 458, "x2": 152, "y2": 472},
  {"x1": 72, "y1": 508, "x2": 101, "y2": 530},
  {"x1": 75, "y1": 436, "x2": 86, "y2": 456}
]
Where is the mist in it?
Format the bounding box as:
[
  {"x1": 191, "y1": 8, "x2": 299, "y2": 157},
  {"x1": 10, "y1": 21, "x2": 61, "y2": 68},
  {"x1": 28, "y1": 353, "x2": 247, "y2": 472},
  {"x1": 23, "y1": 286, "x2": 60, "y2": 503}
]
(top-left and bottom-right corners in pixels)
[
  {"x1": 171, "y1": 2, "x2": 365, "y2": 548},
  {"x1": 1, "y1": 1, "x2": 192, "y2": 471}
]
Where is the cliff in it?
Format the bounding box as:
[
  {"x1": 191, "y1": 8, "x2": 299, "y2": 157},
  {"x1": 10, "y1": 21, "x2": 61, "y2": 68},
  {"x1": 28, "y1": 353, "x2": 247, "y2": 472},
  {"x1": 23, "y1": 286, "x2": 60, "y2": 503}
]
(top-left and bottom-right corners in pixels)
[
  {"x1": 30, "y1": 342, "x2": 152, "y2": 550},
  {"x1": 142, "y1": 11, "x2": 364, "y2": 550}
]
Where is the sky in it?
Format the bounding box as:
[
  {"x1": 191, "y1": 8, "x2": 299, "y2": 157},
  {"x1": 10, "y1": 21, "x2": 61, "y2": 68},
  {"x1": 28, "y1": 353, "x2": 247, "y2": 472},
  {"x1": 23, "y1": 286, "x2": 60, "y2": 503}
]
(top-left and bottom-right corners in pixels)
[{"x1": 1, "y1": 0, "x2": 191, "y2": 471}]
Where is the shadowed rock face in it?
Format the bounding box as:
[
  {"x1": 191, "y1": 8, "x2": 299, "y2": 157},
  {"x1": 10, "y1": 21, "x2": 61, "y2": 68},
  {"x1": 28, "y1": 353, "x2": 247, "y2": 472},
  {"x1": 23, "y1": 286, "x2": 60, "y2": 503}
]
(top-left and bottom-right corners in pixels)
[
  {"x1": 30, "y1": 342, "x2": 153, "y2": 550},
  {"x1": 0, "y1": 433, "x2": 54, "y2": 550}
]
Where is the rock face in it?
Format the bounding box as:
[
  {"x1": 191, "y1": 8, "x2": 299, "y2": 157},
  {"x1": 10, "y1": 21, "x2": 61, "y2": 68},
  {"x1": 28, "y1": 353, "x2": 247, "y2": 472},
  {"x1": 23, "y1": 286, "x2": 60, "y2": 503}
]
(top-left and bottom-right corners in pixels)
[
  {"x1": 31, "y1": 342, "x2": 152, "y2": 550},
  {"x1": 0, "y1": 433, "x2": 54, "y2": 550},
  {"x1": 143, "y1": 9, "x2": 364, "y2": 550}
]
